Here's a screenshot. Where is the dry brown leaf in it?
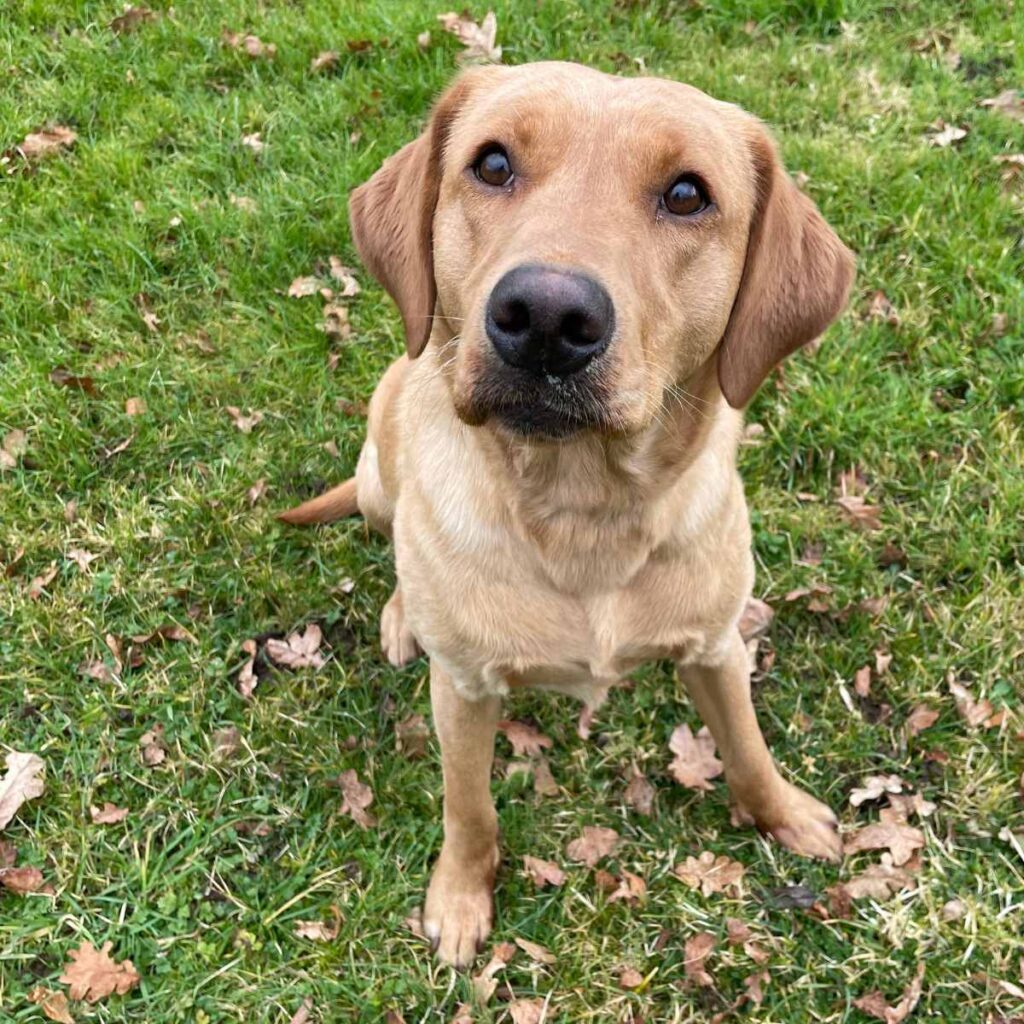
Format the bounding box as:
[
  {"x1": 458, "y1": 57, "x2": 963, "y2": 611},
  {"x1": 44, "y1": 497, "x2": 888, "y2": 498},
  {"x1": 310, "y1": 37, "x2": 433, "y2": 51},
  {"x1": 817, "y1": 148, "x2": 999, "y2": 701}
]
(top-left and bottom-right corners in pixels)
[
  {"x1": 684, "y1": 932, "x2": 717, "y2": 987},
  {"x1": 837, "y1": 494, "x2": 883, "y2": 531},
  {"x1": 266, "y1": 624, "x2": 326, "y2": 670},
  {"x1": 289, "y1": 998, "x2": 314, "y2": 1024},
  {"x1": 0, "y1": 751, "x2": 46, "y2": 830},
  {"x1": 395, "y1": 714, "x2": 430, "y2": 759},
  {"x1": 212, "y1": 726, "x2": 242, "y2": 760},
  {"x1": 241, "y1": 132, "x2": 264, "y2": 154},
  {"x1": 0, "y1": 865, "x2": 47, "y2": 893},
  {"x1": 66, "y1": 549, "x2": 98, "y2": 573},
  {"x1": 225, "y1": 406, "x2": 264, "y2": 433},
  {"x1": 514, "y1": 936, "x2": 555, "y2": 964},
  {"x1": 668, "y1": 724, "x2": 723, "y2": 791},
  {"x1": 293, "y1": 907, "x2": 341, "y2": 942},
  {"x1": 509, "y1": 999, "x2": 545, "y2": 1024},
  {"x1": 0, "y1": 840, "x2": 14, "y2": 868},
  {"x1": 336, "y1": 769, "x2": 376, "y2": 829},
  {"x1": 417, "y1": 30, "x2": 432, "y2": 49},
  {"x1": 905, "y1": 704, "x2": 939, "y2": 737},
  {"x1": 237, "y1": 639, "x2": 258, "y2": 699},
  {"x1": 875, "y1": 649, "x2": 893, "y2": 676},
  {"x1": 674, "y1": 851, "x2": 745, "y2": 896},
  {"x1": 737, "y1": 596, "x2": 774, "y2": 641},
  {"x1": 247, "y1": 479, "x2": 267, "y2": 506},
  {"x1": 522, "y1": 855, "x2": 565, "y2": 888},
  {"x1": 223, "y1": 31, "x2": 277, "y2": 59},
  {"x1": 328, "y1": 257, "x2": 361, "y2": 296},
  {"x1": 130, "y1": 623, "x2": 195, "y2": 646},
  {"x1": 497, "y1": 720, "x2": 552, "y2": 758},
  {"x1": 287, "y1": 275, "x2": 320, "y2": 298},
  {"x1": 472, "y1": 941, "x2": 516, "y2": 1003},
  {"x1": 623, "y1": 763, "x2": 655, "y2": 815},
  {"x1": 884, "y1": 792, "x2": 936, "y2": 821},
  {"x1": 854, "y1": 962, "x2": 925, "y2": 1023},
  {"x1": 60, "y1": 941, "x2": 140, "y2": 1003},
  {"x1": 608, "y1": 869, "x2": 647, "y2": 906},
  {"x1": 28, "y1": 987, "x2": 76, "y2": 1023},
  {"x1": 27, "y1": 563, "x2": 59, "y2": 600},
  {"x1": 947, "y1": 676, "x2": 996, "y2": 728},
  {"x1": 139, "y1": 724, "x2": 167, "y2": 767},
  {"x1": 124, "y1": 397, "x2": 146, "y2": 417},
  {"x1": 49, "y1": 367, "x2": 97, "y2": 394},
  {"x1": 89, "y1": 803, "x2": 129, "y2": 825},
  {"x1": 843, "y1": 822, "x2": 925, "y2": 866},
  {"x1": 840, "y1": 859, "x2": 915, "y2": 900},
  {"x1": 981, "y1": 90, "x2": 1024, "y2": 124},
  {"x1": 926, "y1": 120, "x2": 968, "y2": 147},
  {"x1": 619, "y1": 966, "x2": 644, "y2": 989},
  {"x1": 311, "y1": 51, "x2": 339, "y2": 72},
  {"x1": 864, "y1": 290, "x2": 900, "y2": 326},
  {"x1": 854, "y1": 665, "x2": 872, "y2": 698},
  {"x1": 725, "y1": 918, "x2": 769, "y2": 963},
  {"x1": 566, "y1": 825, "x2": 620, "y2": 868},
  {"x1": 110, "y1": 6, "x2": 156, "y2": 34},
  {"x1": 1, "y1": 429, "x2": 28, "y2": 472},
  {"x1": 437, "y1": 10, "x2": 502, "y2": 62},
  {"x1": 849, "y1": 774, "x2": 905, "y2": 807},
  {"x1": 12, "y1": 126, "x2": 78, "y2": 164},
  {"x1": 531, "y1": 756, "x2": 559, "y2": 797},
  {"x1": 322, "y1": 302, "x2": 352, "y2": 342},
  {"x1": 744, "y1": 969, "x2": 770, "y2": 1006},
  {"x1": 576, "y1": 703, "x2": 596, "y2": 740}
]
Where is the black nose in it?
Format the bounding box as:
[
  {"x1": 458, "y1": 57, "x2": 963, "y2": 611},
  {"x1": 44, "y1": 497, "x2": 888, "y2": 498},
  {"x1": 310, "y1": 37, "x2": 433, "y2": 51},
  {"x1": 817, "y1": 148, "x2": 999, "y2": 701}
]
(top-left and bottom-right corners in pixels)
[{"x1": 485, "y1": 264, "x2": 614, "y2": 376}]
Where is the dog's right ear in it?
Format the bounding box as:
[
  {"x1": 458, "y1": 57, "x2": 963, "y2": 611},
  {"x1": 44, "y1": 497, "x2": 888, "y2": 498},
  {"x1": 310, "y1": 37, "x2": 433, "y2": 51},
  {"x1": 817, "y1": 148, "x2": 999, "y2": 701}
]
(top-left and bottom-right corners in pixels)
[{"x1": 348, "y1": 73, "x2": 478, "y2": 357}]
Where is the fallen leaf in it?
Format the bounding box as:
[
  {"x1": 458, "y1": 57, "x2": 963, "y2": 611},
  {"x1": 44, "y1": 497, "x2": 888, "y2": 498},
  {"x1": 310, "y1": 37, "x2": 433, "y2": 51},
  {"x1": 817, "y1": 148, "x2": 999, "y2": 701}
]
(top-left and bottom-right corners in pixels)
[
  {"x1": 883, "y1": 792, "x2": 936, "y2": 821},
  {"x1": 472, "y1": 941, "x2": 516, "y2": 1004},
  {"x1": 744, "y1": 969, "x2": 770, "y2": 1006},
  {"x1": 0, "y1": 866, "x2": 47, "y2": 893},
  {"x1": 854, "y1": 962, "x2": 925, "y2": 1023},
  {"x1": 11, "y1": 126, "x2": 77, "y2": 164},
  {"x1": 110, "y1": 6, "x2": 156, "y2": 34},
  {"x1": 322, "y1": 440, "x2": 340, "y2": 458},
  {"x1": 247, "y1": 479, "x2": 267, "y2": 505},
  {"x1": 566, "y1": 825, "x2": 620, "y2": 868},
  {"x1": 139, "y1": 725, "x2": 167, "y2": 767},
  {"x1": 225, "y1": 406, "x2": 263, "y2": 433},
  {"x1": 849, "y1": 774, "x2": 905, "y2": 807},
  {"x1": 328, "y1": 257, "x2": 361, "y2": 296},
  {"x1": 336, "y1": 769, "x2": 376, "y2": 829},
  {"x1": 66, "y1": 549, "x2": 98, "y2": 573},
  {"x1": 448, "y1": 1004, "x2": 472, "y2": 1024},
  {"x1": 837, "y1": 494, "x2": 883, "y2": 531},
  {"x1": 1, "y1": 429, "x2": 28, "y2": 472},
  {"x1": 89, "y1": 803, "x2": 129, "y2": 825},
  {"x1": 941, "y1": 898, "x2": 967, "y2": 922},
  {"x1": 130, "y1": 623, "x2": 195, "y2": 645},
  {"x1": 619, "y1": 966, "x2": 644, "y2": 989},
  {"x1": 241, "y1": 132, "x2": 264, "y2": 154},
  {"x1": 223, "y1": 31, "x2": 277, "y2": 59},
  {"x1": 865, "y1": 290, "x2": 900, "y2": 326},
  {"x1": 124, "y1": 397, "x2": 146, "y2": 416},
  {"x1": 417, "y1": 30, "x2": 432, "y2": 49},
  {"x1": 0, "y1": 751, "x2": 46, "y2": 830},
  {"x1": 838, "y1": 859, "x2": 915, "y2": 900},
  {"x1": 508, "y1": 999, "x2": 545, "y2": 1024},
  {"x1": 28, "y1": 987, "x2": 76, "y2": 1023},
  {"x1": 608, "y1": 869, "x2": 647, "y2": 906},
  {"x1": 514, "y1": 936, "x2": 555, "y2": 964},
  {"x1": 576, "y1": 703, "x2": 596, "y2": 740},
  {"x1": 926, "y1": 120, "x2": 968, "y2": 147},
  {"x1": 60, "y1": 941, "x2": 140, "y2": 1003},
  {"x1": 135, "y1": 293, "x2": 160, "y2": 333},
  {"x1": 905, "y1": 704, "x2": 939, "y2": 737},
  {"x1": 981, "y1": 90, "x2": 1024, "y2": 124},
  {"x1": 0, "y1": 841, "x2": 14, "y2": 868},
  {"x1": 668, "y1": 724, "x2": 723, "y2": 791},
  {"x1": 237, "y1": 639, "x2": 258, "y2": 699},
  {"x1": 288, "y1": 275, "x2": 320, "y2": 298},
  {"x1": 49, "y1": 367, "x2": 97, "y2": 395},
  {"x1": 212, "y1": 727, "x2": 242, "y2": 759},
  {"x1": 266, "y1": 624, "x2": 326, "y2": 670},
  {"x1": 948, "y1": 676, "x2": 996, "y2": 728},
  {"x1": 843, "y1": 822, "x2": 925, "y2": 866},
  {"x1": 725, "y1": 918, "x2": 769, "y2": 963},
  {"x1": 684, "y1": 932, "x2": 716, "y2": 987},
  {"x1": 523, "y1": 855, "x2": 565, "y2": 888},
  {"x1": 322, "y1": 302, "x2": 352, "y2": 342},
  {"x1": 497, "y1": 720, "x2": 553, "y2": 758},
  {"x1": 293, "y1": 907, "x2": 341, "y2": 941},
  {"x1": 738, "y1": 596, "x2": 774, "y2": 641},
  {"x1": 854, "y1": 665, "x2": 872, "y2": 698},
  {"x1": 396, "y1": 714, "x2": 430, "y2": 759},
  {"x1": 289, "y1": 998, "x2": 314, "y2": 1024},
  {"x1": 674, "y1": 851, "x2": 745, "y2": 896},
  {"x1": 437, "y1": 10, "x2": 502, "y2": 62},
  {"x1": 531, "y1": 756, "x2": 559, "y2": 797},
  {"x1": 623, "y1": 763, "x2": 655, "y2": 815},
  {"x1": 229, "y1": 193, "x2": 257, "y2": 212},
  {"x1": 27, "y1": 563, "x2": 59, "y2": 600},
  {"x1": 310, "y1": 51, "x2": 339, "y2": 72}
]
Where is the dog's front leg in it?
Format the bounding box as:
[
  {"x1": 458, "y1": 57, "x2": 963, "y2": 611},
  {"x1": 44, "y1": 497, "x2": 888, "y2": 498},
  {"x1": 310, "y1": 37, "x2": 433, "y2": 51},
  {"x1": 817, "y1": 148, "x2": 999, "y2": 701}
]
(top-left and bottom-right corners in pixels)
[
  {"x1": 678, "y1": 632, "x2": 841, "y2": 861},
  {"x1": 423, "y1": 660, "x2": 500, "y2": 967}
]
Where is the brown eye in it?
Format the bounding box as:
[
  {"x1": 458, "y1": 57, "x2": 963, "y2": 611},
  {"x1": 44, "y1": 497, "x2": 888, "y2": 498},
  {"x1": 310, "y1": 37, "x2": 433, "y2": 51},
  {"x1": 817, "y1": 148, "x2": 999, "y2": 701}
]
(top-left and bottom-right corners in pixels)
[
  {"x1": 663, "y1": 176, "x2": 709, "y2": 216},
  {"x1": 474, "y1": 146, "x2": 513, "y2": 187}
]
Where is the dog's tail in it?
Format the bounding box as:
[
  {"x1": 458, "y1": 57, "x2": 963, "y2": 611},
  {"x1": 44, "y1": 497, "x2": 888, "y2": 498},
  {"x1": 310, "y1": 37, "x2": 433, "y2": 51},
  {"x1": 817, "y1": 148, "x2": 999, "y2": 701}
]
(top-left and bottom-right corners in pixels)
[{"x1": 277, "y1": 478, "x2": 359, "y2": 526}]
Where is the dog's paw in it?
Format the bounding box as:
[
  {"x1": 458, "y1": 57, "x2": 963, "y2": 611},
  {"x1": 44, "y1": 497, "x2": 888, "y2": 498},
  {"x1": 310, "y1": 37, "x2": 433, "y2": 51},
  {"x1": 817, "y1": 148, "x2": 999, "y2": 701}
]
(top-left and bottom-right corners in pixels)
[
  {"x1": 422, "y1": 851, "x2": 497, "y2": 968},
  {"x1": 380, "y1": 588, "x2": 422, "y2": 667},
  {"x1": 735, "y1": 780, "x2": 841, "y2": 862}
]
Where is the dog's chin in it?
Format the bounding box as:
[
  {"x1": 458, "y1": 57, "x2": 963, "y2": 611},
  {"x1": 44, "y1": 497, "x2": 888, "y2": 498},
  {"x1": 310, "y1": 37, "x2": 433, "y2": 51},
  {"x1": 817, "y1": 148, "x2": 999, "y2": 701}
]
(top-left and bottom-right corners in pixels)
[{"x1": 491, "y1": 404, "x2": 599, "y2": 440}]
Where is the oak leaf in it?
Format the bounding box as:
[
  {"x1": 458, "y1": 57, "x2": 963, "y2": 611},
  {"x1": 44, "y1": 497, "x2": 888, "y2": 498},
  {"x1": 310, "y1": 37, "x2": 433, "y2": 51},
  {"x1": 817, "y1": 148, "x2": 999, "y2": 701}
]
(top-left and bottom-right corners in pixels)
[
  {"x1": 437, "y1": 10, "x2": 501, "y2": 62},
  {"x1": 566, "y1": 825, "x2": 620, "y2": 868},
  {"x1": 854, "y1": 962, "x2": 925, "y2": 1023},
  {"x1": 843, "y1": 822, "x2": 924, "y2": 866},
  {"x1": 684, "y1": 932, "x2": 716, "y2": 987},
  {"x1": 668, "y1": 724, "x2": 722, "y2": 791},
  {"x1": 336, "y1": 769, "x2": 376, "y2": 829},
  {"x1": 497, "y1": 720, "x2": 552, "y2": 758},
  {"x1": 60, "y1": 941, "x2": 140, "y2": 1003},
  {"x1": 737, "y1": 597, "x2": 774, "y2": 641},
  {"x1": 395, "y1": 714, "x2": 430, "y2": 759},
  {"x1": 905, "y1": 704, "x2": 939, "y2": 736},
  {"x1": 849, "y1": 774, "x2": 905, "y2": 807},
  {"x1": 508, "y1": 999, "x2": 545, "y2": 1024},
  {"x1": 28, "y1": 987, "x2": 76, "y2": 1023},
  {"x1": 0, "y1": 865, "x2": 47, "y2": 893},
  {"x1": 674, "y1": 851, "x2": 745, "y2": 896},
  {"x1": 89, "y1": 803, "x2": 129, "y2": 825},
  {"x1": 623, "y1": 763, "x2": 655, "y2": 815},
  {"x1": 514, "y1": 936, "x2": 555, "y2": 964},
  {"x1": 0, "y1": 752, "x2": 46, "y2": 829},
  {"x1": 266, "y1": 625, "x2": 326, "y2": 670},
  {"x1": 522, "y1": 855, "x2": 565, "y2": 888},
  {"x1": 981, "y1": 89, "x2": 1024, "y2": 124}
]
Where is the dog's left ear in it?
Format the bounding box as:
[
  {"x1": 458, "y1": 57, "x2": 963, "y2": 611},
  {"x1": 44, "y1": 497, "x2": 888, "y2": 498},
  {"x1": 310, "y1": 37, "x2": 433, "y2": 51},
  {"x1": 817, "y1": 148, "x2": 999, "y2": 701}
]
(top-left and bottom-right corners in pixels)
[
  {"x1": 717, "y1": 127, "x2": 855, "y2": 408},
  {"x1": 348, "y1": 72, "x2": 480, "y2": 357}
]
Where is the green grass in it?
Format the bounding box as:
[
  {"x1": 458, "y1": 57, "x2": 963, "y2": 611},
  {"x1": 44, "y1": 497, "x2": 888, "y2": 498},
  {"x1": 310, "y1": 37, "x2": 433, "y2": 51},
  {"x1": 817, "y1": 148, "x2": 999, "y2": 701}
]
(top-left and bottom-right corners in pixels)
[{"x1": 1, "y1": 1, "x2": 1022, "y2": 1021}]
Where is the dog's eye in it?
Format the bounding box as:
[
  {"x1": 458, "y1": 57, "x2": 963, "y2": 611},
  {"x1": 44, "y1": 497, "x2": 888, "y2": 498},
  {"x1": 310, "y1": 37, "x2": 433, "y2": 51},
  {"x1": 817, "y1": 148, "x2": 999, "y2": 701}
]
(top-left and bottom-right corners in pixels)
[
  {"x1": 474, "y1": 146, "x2": 514, "y2": 187},
  {"x1": 663, "y1": 176, "x2": 709, "y2": 216}
]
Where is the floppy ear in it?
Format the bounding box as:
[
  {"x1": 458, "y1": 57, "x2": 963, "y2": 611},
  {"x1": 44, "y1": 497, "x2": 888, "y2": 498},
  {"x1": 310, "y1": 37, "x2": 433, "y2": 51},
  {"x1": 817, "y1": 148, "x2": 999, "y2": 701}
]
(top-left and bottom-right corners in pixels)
[
  {"x1": 348, "y1": 76, "x2": 475, "y2": 357},
  {"x1": 717, "y1": 127, "x2": 855, "y2": 408}
]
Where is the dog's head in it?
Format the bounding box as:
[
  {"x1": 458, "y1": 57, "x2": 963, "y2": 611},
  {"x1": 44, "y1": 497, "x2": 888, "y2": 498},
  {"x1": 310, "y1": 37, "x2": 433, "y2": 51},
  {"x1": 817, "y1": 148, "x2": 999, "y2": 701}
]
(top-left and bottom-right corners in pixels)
[{"x1": 350, "y1": 62, "x2": 854, "y2": 438}]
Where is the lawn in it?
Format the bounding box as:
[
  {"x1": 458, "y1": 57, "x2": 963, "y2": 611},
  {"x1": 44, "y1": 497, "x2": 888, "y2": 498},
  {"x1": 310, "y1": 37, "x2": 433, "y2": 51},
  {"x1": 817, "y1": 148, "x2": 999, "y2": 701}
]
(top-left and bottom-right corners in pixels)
[{"x1": 1, "y1": 0, "x2": 1023, "y2": 1021}]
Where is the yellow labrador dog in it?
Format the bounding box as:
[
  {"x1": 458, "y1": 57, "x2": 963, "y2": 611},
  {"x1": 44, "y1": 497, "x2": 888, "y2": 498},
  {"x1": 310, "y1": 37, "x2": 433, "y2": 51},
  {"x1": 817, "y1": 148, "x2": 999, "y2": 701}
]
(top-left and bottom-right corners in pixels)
[{"x1": 282, "y1": 61, "x2": 854, "y2": 966}]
